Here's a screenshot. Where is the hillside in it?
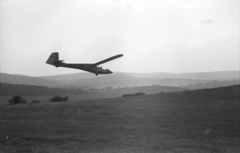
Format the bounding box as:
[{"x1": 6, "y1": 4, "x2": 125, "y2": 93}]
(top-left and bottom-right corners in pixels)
[
  {"x1": 40, "y1": 72, "x2": 99, "y2": 80},
  {"x1": 58, "y1": 74, "x2": 208, "y2": 88},
  {"x1": 0, "y1": 73, "x2": 57, "y2": 87},
  {"x1": 160, "y1": 84, "x2": 240, "y2": 100},
  {"x1": 0, "y1": 84, "x2": 239, "y2": 152},
  {"x1": 133, "y1": 70, "x2": 240, "y2": 80},
  {"x1": 39, "y1": 70, "x2": 240, "y2": 80},
  {"x1": 96, "y1": 85, "x2": 183, "y2": 98},
  {"x1": 183, "y1": 79, "x2": 240, "y2": 90},
  {"x1": 39, "y1": 70, "x2": 240, "y2": 88},
  {"x1": 0, "y1": 83, "x2": 88, "y2": 96},
  {"x1": 1, "y1": 70, "x2": 239, "y2": 89},
  {"x1": 1, "y1": 72, "x2": 199, "y2": 89}
]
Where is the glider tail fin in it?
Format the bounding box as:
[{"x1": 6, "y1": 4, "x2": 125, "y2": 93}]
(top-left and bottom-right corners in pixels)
[{"x1": 46, "y1": 52, "x2": 60, "y2": 65}]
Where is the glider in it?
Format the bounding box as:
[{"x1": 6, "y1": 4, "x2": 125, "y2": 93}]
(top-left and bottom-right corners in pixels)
[{"x1": 46, "y1": 52, "x2": 123, "y2": 76}]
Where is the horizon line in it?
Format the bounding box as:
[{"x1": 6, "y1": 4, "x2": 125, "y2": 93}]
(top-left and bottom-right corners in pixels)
[{"x1": 0, "y1": 69, "x2": 240, "y2": 77}]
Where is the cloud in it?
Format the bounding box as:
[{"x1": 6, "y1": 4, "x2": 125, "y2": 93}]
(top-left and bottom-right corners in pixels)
[
  {"x1": 111, "y1": 0, "x2": 133, "y2": 10},
  {"x1": 49, "y1": 41, "x2": 62, "y2": 52},
  {"x1": 199, "y1": 19, "x2": 215, "y2": 25},
  {"x1": 122, "y1": 1, "x2": 133, "y2": 10},
  {"x1": 84, "y1": 34, "x2": 128, "y2": 59}
]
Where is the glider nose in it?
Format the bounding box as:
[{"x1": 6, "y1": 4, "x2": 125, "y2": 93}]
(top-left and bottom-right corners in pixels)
[{"x1": 106, "y1": 69, "x2": 112, "y2": 74}]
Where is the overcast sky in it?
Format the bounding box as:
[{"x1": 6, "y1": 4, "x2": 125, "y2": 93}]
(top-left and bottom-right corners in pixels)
[{"x1": 0, "y1": 0, "x2": 239, "y2": 76}]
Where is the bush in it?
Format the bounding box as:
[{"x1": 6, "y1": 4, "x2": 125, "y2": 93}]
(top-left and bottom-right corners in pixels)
[
  {"x1": 160, "y1": 91, "x2": 166, "y2": 94},
  {"x1": 8, "y1": 95, "x2": 26, "y2": 105},
  {"x1": 122, "y1": 92, "x2": 146, "y2": 98},
  {"x1": 49, "y1": 96, "x2": 69, "y2": 102}
]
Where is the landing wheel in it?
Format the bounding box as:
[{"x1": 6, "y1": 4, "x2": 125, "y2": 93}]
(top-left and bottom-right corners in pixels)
[{"x1": 95, "y1": 73, "x2": 98, "y2": 76}]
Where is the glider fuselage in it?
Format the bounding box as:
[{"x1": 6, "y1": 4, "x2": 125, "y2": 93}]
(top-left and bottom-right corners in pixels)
[{"x1": 51, "y1": 62, "x2": 112, "y2": 74}]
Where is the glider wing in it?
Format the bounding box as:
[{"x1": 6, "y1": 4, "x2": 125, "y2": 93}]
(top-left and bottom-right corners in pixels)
[{"x1": 93, "y1": 54, "x2": 123, "y2": 66}]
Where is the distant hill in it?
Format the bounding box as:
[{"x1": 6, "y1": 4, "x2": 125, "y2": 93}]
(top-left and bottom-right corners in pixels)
[
  {"x1": 183, "y1": 80, "x2": 240, "y2": 90},
  {"x1": 0, "y1": 73, "x2": 57, "y2": 87},
  {"x1": 39, "y1": 70, "x2": 240, "y2": 81},
  {"x1": 161, "y1": 71, "x2": 240, "y2": 80},
  {"x1": 64, "y1": 74, "x2": 207, "y2": 88},
  {"x1": 101, "y1": 85, "x2": 184, "y2": 95},
  {"x1": 166, "y1": 84, "x2": 240, "y2": 100},
  {"x1": 0, "y1": 83, "x2": 88, "y2": 96},
  {"x1": 40, "y1": 72, "x2": 99, "y2": 80},
  {"x1": 1, "y1": 70, "x2": 239, "y2": 89},
  {"x1": 132, "y1": 85, "x2": 183, "y2": 94}
]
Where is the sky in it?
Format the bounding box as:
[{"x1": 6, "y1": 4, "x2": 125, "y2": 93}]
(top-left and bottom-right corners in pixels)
[{"x1": 0, "y1": 0, "x2": 239, "y2": 76}]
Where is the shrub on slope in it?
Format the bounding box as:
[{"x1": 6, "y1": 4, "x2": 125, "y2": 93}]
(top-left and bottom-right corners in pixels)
[
  {"x1": 122, "y1": 92, "x2": 146, "y2": 97},
  {"x1": 8, "y1": 95, "x2": 26, "y2": 105}
]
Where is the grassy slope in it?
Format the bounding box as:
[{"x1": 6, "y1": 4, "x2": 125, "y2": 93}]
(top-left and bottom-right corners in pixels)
[{"x1": 0, "y1": 86, "x2": 239, "y2": 153}]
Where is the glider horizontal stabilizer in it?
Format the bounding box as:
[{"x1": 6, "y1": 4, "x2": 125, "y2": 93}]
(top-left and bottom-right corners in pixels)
[{"x1": 93, "y1": 54, "x2": 123, "y2": 66}]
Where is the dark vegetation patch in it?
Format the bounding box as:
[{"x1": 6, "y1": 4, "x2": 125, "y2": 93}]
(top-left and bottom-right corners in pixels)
[
  {"x1": 122, "y1": 92, "x2": 146, "y2": 97},
  {"x1": 8, "y1": 95, "x2": 26, "y2": 105},
  {"x1": 49, "y1": 96, "x2": 69, "y2": 102},
  {"x1": 32, "y1": 100, "x2": 41, "y2": 103},
  {"x1": 7, "y1": 95, "x2": 70, "y2": 105},
  {"x1": 0, "y1": 85, "x2": 239, "y2": 152}
]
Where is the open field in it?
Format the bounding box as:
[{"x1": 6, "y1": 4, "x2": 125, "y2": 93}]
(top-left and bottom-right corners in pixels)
[
  {"x1": 0, "y1": 85, "x2": 239, "y2": 153},
  {"x1": 0, "y1": 84, "x2": 183, "y2": 105},
  {"x1": 0, "y1": 93, "x2": 113, "y2": 106},
  {"x1": 0, "y1": 91, "x2": 124, "y2": 105}
]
